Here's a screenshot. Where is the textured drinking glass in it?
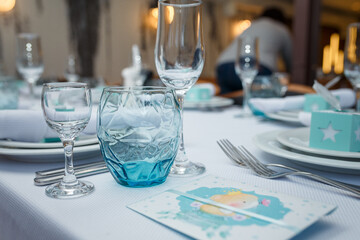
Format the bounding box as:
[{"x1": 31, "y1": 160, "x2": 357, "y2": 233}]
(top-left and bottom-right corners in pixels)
[
  {"x1": 344, "y1": 23, "x2": 360, "y2": 111},
  {"x1": 41, "y1": 82, "x2": 94, "y2": 199},
  {"x1": 235, "y1": 37, "x2": 259, "y2": 117},
  {"x1": 97, "y1": 87, "x2": 181, "y2": 187},
  {"x1": 155, "y1": 0, "x2": 205, "y2": 176},
  {"x1": 16, "y1": 33, "x2": 44, "y2": 97}
]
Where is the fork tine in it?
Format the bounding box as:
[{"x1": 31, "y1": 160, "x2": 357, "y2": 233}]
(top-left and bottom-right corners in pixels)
[
  {"x1": 222, "y1": 139, "x2": 252, "y2": 168},
  {"x1": 239, "y1": 145, "x2": 275, "y2": 175},
  {"x1": 217, "y1": 140, "x2": 245, "y2": 166}
]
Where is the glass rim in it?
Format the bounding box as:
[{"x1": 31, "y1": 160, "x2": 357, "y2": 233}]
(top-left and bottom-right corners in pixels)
[
  {"x1": 103, "y1": 86, "x2": 173, "y2": 93},
  {"x1": 43, "y1": 82, "x2": 89, "y2": 89},
  {"x1": 158, "y1": 0, "x2": 202, "y2": 7}
]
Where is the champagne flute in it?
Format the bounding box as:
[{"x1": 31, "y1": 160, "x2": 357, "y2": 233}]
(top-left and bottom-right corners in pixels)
[
  {"x1": 344, "y1": 23, "x2": 360, "y2": 111},
  {"x1": 41, "y1": 82, "x2": 94, "y2": 199},
  {"x1": 234, "y1": 37, "x2": 259, "y2": 117},
  {"x1": 16, "y1": 33, "x2": 44, "y2": 98},
  {"x1": 155, "y1": 0, "x2": 205, "y2": 176}
]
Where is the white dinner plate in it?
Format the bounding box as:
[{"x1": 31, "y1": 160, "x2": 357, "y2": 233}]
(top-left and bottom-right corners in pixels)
[
  {"x1": 277, "y1": 127, "x2": 360, "y2": 159},
  {"x1": 0, "y1": 144, "x2": 102, "y2": 163},
  {"x1": 183, "y1": 96, "x2": 234, "y2": 109},
  {"x1": 0, "y1": 135, "x2": 99, "y2": 149},
  {"x1": 265, "y1": 110, "x2": 302, "y2": 123},
  {"x1": 253, "y1": 130, "x2": 360, "y2": 174}
]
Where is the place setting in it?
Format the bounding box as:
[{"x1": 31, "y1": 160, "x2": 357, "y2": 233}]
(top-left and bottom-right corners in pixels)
[{"x1": 1, "y1": 1, "x2": 360, "y2": 240}]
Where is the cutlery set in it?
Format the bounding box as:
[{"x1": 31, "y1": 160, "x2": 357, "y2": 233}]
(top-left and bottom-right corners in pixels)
[
  {"x1": 217, "y1": 139, "x2": 360, "y2": 197},
  {"x1": 34, "y1": 161, "x2": 108, "y2": 186}
]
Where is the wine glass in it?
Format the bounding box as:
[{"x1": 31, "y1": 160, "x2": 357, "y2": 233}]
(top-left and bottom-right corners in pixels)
[
  {"x1": 344, "y1": 23, "x2": 360, "y2": 111},
  {"x1": 16, "y1": 33, "x2": 44, "y2": 98},
  {"x1": 41, "y1": 82, "x2": 94, "y2": 199},
  {"x1": 234, "y1": 37, "x2": 259, "y2": 117},
  {"x1": 155, "y1": 0, "x2": 205, "y2": 176}
]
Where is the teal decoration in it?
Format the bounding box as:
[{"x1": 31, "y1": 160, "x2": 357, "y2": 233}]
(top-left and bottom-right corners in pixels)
[
  {"x1": 309, "y1": 111, "x2": 360, "y2": 152},
  {"x1": 185, "y1": 85, "x2": 211, "y2": 101},
  {"x1": 303, "y1": 94, "x2": 339, "y2": 112}
]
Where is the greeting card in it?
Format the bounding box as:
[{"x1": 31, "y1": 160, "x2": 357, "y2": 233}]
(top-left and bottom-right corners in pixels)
[{"x1": 128, "y1": 175, "x2": 336, "y2": 239}]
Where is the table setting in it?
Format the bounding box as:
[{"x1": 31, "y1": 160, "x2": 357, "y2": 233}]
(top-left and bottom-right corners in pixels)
[{"x1": 1, "y1": 0, "x2": 360, "y2": 239}]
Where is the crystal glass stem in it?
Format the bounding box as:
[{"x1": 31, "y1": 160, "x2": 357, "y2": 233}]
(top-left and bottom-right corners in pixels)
[
  {"x1": 62, "y1": 139, "x2": 77, "y2": 184},
  {"x1": 242, "y1": 77, "x2": 253, "y2": 116},
  {"x1": 175, "y1": 91, "x2": 187, "y2": 163},
  {"x1": 170, "y1": 90, "x2": 205, "y2": 176}
]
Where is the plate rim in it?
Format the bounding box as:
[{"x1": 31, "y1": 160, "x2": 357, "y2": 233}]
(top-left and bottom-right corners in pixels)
[
  {"x1": 253, "y1": 130, "x2": 360, "y2": 172},
  {"x1": 265, "y1": 111, "x2": 301, "y2": 123},
  {"x1": 0, "y1": 143, "x2": 101, "y2": 163},
  {"x1": 276, "y1": 127, "x2": 360, "y2": 159},
  {"x1": 184, "y1": 96, "x2": 234, "y2": 109},
  {"x1": 0, "y1": 135, "x2": 99, "y2": 149}
]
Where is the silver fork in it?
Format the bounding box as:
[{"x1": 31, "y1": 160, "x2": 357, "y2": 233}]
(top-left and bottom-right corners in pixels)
[{"x1": 217, "y1": 139, "x2": 360, "y2": 197}]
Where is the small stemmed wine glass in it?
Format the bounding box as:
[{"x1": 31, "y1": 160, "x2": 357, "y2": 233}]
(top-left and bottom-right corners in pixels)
[
  {"x1": 344, "y1": 23, "x2": 360, "y2": 111},
  {"x1": 41, "y1": 82, "x2": 94, "y2": 199},
  {"x1": 155, "y1": 0, "x2": 205, "y2": 176},
  {"x1": 16, "y1": 33, "x2": 44, "y2": 98},
  {"x1": 234, "y1": 37, "x2": 259, "y2": 117}
]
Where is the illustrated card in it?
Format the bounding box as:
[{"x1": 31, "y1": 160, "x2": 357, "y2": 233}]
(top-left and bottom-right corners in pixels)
[{"x1": 128, "y1": 175, "x2": 336, "y2": 239}]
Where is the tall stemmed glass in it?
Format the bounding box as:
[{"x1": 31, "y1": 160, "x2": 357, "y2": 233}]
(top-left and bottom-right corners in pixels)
[
  {"x1": 234, "y1": 37, "x2": 259, "y2": 117},
  {"x1": 41, "y1": 82, "x2": 94, "y2": 199},
  {"x1": 16, "y1": 33, "x2": 44, "y2": 98},
  {"x1": 344, "y1": 23, "x2": 360, "y2": 111},
  {"x1": 155, "y1": 0, "x2": 205, "y2": 176}
]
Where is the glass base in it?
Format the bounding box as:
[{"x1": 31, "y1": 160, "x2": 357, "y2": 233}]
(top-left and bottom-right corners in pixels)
[
  {"x1": 45, "y1": 180, "x2": 94, "y2": 199},
  {"x1": 170, "y1": 161, "x2": 205, "y2": 177}
]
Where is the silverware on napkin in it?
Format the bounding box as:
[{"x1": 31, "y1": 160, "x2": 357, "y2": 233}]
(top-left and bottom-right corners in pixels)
[{"x1": 34, "y1": 161, "x2": 108, "y2": 186}]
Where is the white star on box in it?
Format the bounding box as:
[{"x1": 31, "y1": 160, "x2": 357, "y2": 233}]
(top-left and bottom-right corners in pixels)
[
  {"x1": 355, "y1": 126, "x2": 360, "y2": 142},
  {"x1": 311, "y1": 103, "x2": 319, "y2": 111},
  {"x1": 320, "y1": 122, "x2": 341, "y2": 142}
]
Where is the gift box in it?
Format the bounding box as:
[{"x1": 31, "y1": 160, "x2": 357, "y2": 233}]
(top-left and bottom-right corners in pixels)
[
  {"x1": 303, "y1": 94, "x2": 339, "y2": 112},
  {"x1": 185, "y1": 85, "x2": 212, "y2": 101},
  {"x1": 309, "y1": 110, "x2": 360, "y2": 152}
]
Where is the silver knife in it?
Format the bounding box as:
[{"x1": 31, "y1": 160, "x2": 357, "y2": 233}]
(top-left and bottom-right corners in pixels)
[
  {"x1": 34, "y1": 164, "x2": 109, "y2": 186},
  {"x1": 35, "y1": 161, "x2": 107, "y2": 177}
]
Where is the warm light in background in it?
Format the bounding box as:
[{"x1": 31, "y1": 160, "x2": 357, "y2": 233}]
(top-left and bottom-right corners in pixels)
[
  {"x1": 146, "y1": 6, "x2": 174, "y2": 30},
  {"x1": 347, "y1": 26, "x2": 357, "y2": 63},
  {"x1": 232, "y1": 20, "x2": 251, "y2": 38},
  {"x1": 165, "y1": 6, "x2": 174, "y2": 24},
  {"x1": 322, "y1": 33, "x2": 344, "y2": 74},
  {"x1": 147, "y1": 7, "x2": 158, "y2": 29},
  {"x1": 0, "y1": 0, "x2": 16, "y2": 12}
]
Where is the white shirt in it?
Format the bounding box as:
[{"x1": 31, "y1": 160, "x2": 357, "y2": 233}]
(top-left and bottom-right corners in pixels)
[{"x1": 217, "y1": 17, "x2": 292, "y2": 72}]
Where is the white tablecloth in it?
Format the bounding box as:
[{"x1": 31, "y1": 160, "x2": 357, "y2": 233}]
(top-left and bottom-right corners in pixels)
[{"x1": 0, "y1": 107, "x2": 359, "y2": 240}]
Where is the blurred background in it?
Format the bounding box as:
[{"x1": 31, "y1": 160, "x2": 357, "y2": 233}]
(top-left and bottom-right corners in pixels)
[{"x1": 0, "y1": 0, "x2": 359, "y2": 87}]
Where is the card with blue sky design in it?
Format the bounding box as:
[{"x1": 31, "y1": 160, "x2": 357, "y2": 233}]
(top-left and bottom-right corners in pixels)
[{"x1": 128, "y1": 175, "x2": 336, "y2": 240}]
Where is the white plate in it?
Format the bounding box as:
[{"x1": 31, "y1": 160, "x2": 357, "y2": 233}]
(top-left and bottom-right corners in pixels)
[
  {"x1": 0, "y1": 135, "x2": 99, "y2": 149},
  {"x1": 277, "y1": 127, "x2": 360, "y2": 159},
  {"x1": 0, "y1": 144, "x2": 101, "y2": 163},
  {"x1": 253, "y1": 130, "x2": 360, "y2": 174},
  {"x1": 184, "y1": 96, "x2": 234, "y2": 109},
  {"x1": 265, "y1": 110, "x2": 301, "y2": 123}
]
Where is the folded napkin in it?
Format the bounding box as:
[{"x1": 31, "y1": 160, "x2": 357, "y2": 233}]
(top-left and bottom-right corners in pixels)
[
  {"x1": 249, "y1": 88, "x2": 356, "y2": 114},
  {"x1": 0, "y1": 108, "x2": 97, "y2": 142}
]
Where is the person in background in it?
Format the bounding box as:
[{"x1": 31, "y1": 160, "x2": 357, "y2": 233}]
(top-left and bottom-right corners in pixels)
[{"x1": 216, "y1": 7, "x2": 292, "y2": 94}]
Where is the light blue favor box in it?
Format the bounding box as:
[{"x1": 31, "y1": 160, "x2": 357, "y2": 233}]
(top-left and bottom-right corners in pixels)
[
  {"x1": 303, "y1": 94, "x2": 337, "y2": 112},
  {"x1": 185, "y1": 85, "x2": 211, "y2": 101},
  {"x1": 309, "y1": 110, "x2": 360, "y2": 152}
]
